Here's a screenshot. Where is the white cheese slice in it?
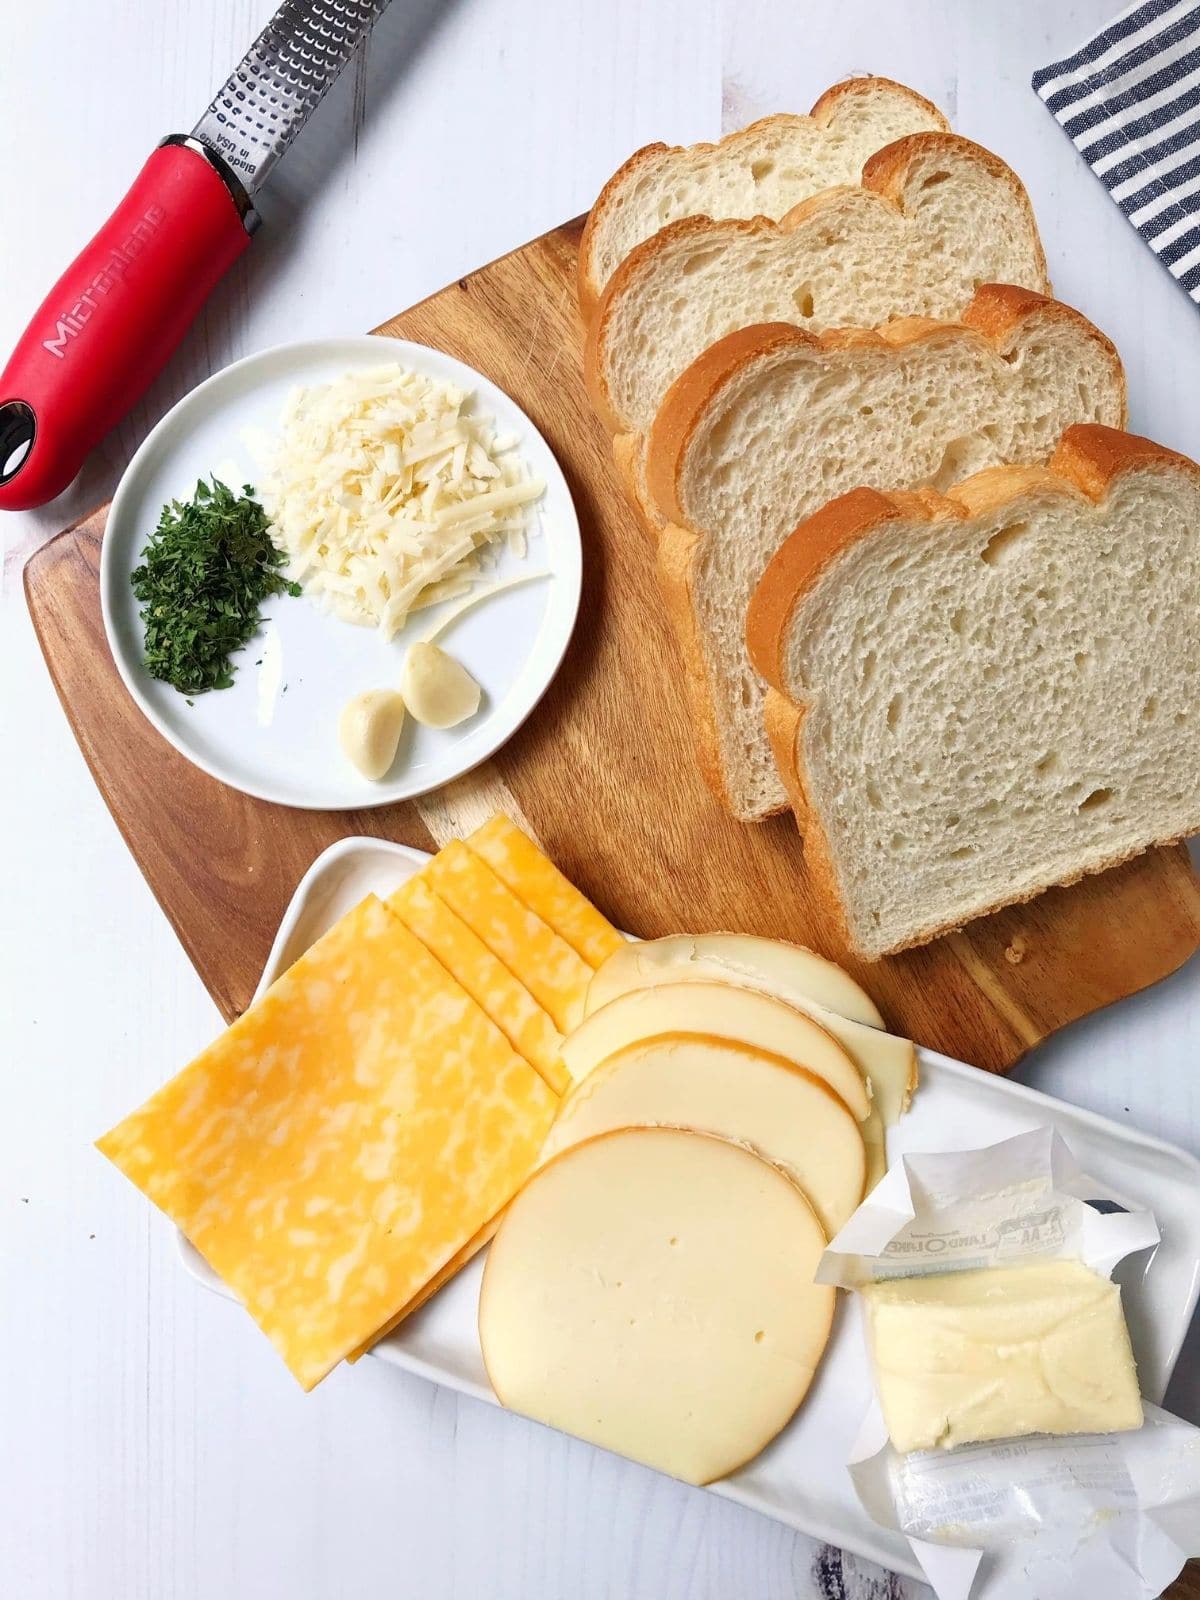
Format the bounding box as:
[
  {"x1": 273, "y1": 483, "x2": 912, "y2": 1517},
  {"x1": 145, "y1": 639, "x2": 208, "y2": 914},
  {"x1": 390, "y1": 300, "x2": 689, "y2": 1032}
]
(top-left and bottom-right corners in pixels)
[
  {"x1": 584, "y1": 937, "x2": 916, "y2": 1126},
  {"x1": 584, "y1": 933, "x2": 885, "y2": 1027},
  {"x1": 860, "y1": 1107, "x2": 888, "y2": 1194},
  {"x1": 418, "y1": 571, "x2": 551, "y2": 645},
  {"x1": 480, "y1": 1126, "x2": 835, "y2": 1485},
  {"x1": 818, "y1": 1015, "x2": 915, "y2": 1129},
  {"x1": 540, "y1": 1035, "x2": 866, "y2": 1237},
  {"x1": 561, "y1": 980, "x2": 870, "y2": 1121}
]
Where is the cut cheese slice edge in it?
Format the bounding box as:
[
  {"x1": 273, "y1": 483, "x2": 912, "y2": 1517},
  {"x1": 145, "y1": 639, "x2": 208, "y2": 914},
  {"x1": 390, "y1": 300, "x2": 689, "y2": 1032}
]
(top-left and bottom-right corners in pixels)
[
  {"x1": 480, "y1": 1126, "x2": 835, "y2": 1485},
  {"x1": 423, "y1": 840, "x2": 593, "y2": 1032},
  {"x1": 386, "y1": 876, "x2": 569, "y2": 1095},
  {"x1": 819, "y1": 1014, "x2": 915, "y2": 1129},
  {"x1": 561, "y1": 980, "x2": 870, "y2": 1121},
  {"x1": 585, "y1": 932, "x2": 885, "y2": 1027},
  {"x1": 465, "y1": 815, "x2": 624, "y2": 967},
  {"x1": 97, "y1": 894, "x2": 556, "y2": 1390},
  {"x1": 860, "y1": 1106, "x2": 888, "y2": 1196},
  {"x1": 540, "y1": 1035, "x2": 865, "y2": 1237},
  {"x1": 348, "y1": 1216, "x2": 498, "y2": 1362},
  {"x1": 585, "y1": 941, "x2": 916, "y2": 1125}
]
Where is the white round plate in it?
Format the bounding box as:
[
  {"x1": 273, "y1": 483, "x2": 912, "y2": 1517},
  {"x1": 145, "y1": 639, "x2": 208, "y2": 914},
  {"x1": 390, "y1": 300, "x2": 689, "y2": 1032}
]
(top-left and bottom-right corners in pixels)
[{"x1": 101, "y1": 335, "x2": 582, "y2": 809}]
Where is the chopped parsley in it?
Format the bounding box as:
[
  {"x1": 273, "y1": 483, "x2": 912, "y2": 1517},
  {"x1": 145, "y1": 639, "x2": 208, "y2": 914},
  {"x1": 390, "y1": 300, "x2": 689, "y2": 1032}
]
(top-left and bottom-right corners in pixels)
[{"x1": 130, "y1": 477, "x2": 299, "y2": 695}]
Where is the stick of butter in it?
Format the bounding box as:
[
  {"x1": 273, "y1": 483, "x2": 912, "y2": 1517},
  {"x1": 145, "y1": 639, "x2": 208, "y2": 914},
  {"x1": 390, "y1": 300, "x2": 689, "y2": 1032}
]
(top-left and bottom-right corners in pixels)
[{"x1": 862, "y1": 1258, "x2": 1143, "y2": 1453}]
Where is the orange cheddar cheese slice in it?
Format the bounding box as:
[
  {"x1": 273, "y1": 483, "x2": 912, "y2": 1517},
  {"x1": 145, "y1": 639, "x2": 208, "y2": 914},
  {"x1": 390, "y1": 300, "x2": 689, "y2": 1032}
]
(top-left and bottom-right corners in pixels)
[
  {"x1": 348, "y1": 1215, "x2": 496, "y2": 1362},
  {"x1": 423, "y1": 841, "x2": 593, "y2": 1033},
  {"x1": 465, "y1": 815, "x2": 624, "y2": 968},
  {"x1": 386, "y1": 876, "x2": 569, "y2": 1096},
  {"x1": 96, "y1": 894, "x2": 556, "y2": 1391}
]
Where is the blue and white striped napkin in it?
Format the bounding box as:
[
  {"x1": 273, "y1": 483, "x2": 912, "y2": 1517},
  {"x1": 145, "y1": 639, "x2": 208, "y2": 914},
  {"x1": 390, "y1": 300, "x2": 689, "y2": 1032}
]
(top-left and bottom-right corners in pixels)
[{"x1": 1034, "y1": 1, "x2": 1200, "y2": 301}]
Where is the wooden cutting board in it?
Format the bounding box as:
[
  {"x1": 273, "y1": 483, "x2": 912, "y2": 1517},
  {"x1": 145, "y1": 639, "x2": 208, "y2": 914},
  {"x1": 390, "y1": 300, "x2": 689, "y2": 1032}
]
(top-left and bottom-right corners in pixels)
[{"x1": 23, "y1": 215, "x2": 1200, "y2": 1067}]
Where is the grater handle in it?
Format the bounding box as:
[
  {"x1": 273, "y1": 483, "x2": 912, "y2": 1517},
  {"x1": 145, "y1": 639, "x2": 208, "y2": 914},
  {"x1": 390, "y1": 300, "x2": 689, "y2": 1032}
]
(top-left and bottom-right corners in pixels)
[{"x1": 0, "y1": 141, "x2": 253, "y2": 511}]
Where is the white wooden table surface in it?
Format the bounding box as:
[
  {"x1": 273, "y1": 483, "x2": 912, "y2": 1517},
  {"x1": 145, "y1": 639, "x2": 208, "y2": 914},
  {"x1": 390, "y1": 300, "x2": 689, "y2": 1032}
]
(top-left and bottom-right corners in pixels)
[{"x1": 2, "y1": 2, "x2": 1198, "y2": 1595}]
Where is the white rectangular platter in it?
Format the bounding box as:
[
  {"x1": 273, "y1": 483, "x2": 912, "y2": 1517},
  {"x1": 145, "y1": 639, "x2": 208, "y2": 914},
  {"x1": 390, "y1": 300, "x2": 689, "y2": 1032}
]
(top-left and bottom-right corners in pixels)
[{"x1": 178, "y1": 836, "x2": 1200, "y2": 1581}]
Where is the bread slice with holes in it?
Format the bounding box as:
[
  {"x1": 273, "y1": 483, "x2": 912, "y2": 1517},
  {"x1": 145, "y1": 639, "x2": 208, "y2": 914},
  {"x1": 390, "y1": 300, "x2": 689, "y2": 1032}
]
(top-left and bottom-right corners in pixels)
[
  {"x1": 745, "y1": 425, "x2": 1200, "y2": 959},
  {"x1": 646, "y1": 286, "x2": 1125, "y2": 821},
  {"x1": 577, "y1": 78, "x2": 948, "y2": 319},
  {"x1": 586, "y1": 132, "x2": 1050, "y2": 465}
]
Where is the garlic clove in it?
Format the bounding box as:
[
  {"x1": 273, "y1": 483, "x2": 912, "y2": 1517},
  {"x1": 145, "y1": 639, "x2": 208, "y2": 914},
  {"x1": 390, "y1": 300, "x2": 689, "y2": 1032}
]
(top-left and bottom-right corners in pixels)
[
  {"x1": 401, "y1": 641, "x2": 482, "y2": 729},
  {"x1": 339, "y1": 689, "x2": 407, "y2": 781}
]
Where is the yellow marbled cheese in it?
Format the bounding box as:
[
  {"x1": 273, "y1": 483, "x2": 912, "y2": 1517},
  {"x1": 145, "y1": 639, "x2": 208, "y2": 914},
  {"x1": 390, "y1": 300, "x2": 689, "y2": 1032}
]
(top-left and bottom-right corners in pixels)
[
  {"x1": 348, "y1": 1216, "x2": 496, "y2": 1361},
  {"x1": 96, "y1": 894, "x2": 556, "y2": 1390},
  {"x1": 423, "y1": 841, "x2": 593, "y2": 1033},
  {"x1": 387, "y1": 876, "x2": 569, "y2": 1095},
  {"x1": 465, "y1": 816, "x2": 624, "y2": 968}
]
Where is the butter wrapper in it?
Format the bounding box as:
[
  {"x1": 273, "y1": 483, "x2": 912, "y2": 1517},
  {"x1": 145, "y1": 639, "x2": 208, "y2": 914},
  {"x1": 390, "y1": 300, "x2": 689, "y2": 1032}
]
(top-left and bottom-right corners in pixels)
[
  {"x1": 818, "y1": 1125, "x2": 1160, "y2": 1286},
  {"x1": 850, "y1": 1402, "x2": 1200, "y2": 1600},
  {"x1": 818, "y1": 1127, "x2": 1200, "y2": 1600}
]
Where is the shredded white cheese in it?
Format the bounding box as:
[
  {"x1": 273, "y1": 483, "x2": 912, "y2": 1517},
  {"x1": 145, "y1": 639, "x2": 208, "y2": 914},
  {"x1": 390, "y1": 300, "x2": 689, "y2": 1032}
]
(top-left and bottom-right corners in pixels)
[
  {"x1": 419, "y1": 570, "x2": 552, "y2": 644},
  {"x1": 260, "y1": 365, "x2": 546, "y2": 641}
]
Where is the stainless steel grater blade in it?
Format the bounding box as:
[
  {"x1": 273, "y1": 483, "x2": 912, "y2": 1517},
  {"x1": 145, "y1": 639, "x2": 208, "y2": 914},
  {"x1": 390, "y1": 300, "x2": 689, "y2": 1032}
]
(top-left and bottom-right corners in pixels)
[{"x1": 191, "y1": 0, "x2": 391, "y2": 196}]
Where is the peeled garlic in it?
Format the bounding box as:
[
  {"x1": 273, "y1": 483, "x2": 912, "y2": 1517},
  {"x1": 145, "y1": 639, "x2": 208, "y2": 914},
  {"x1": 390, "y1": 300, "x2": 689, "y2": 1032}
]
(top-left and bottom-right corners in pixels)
[
  {"x1": 401, "y1": 641, "x2": 481, "y2": 728},
  {"x1": 339, "y1": 689, "x2": 407, "y2": 781}
]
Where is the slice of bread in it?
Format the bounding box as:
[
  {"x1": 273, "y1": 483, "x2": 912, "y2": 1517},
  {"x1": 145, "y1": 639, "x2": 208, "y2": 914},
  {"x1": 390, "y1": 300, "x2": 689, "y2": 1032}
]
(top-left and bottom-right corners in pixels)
[
  {"x1": 586, "y1": 133, "x2": 1050, "y2": 446},
  {"x1": 746, "y1": 426, "x2": 1200, "y2": 960},
  {"x1": 577, "y1": 78, "x2": 948, "y2": 319},
  {"x1": 646, "y1": 287, "x2": 1125, "y2": 821}
]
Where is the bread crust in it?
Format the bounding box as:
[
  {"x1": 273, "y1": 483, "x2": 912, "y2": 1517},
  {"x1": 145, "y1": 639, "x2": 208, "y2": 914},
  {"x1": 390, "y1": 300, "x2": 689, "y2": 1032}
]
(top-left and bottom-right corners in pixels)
[
  {"x1": 655, "y1": 519, "x2": 786, "y2": 815},
  {"x1": 611, "y1": 428, "x2": 672, "y2": 540},
  {"x1": 746, "y1": 425, "x2": 1181, "y2": 692},
  {"x1": 748, "y1": 488, "x2": 915, "y2": 696},
  {"x1": 762, "y1": 689, "x2": 811, "y2": 831},
  {"x1": 644, "y1": 293, "x2": 1124, "y2": 820},
  {"x1": 799, "y1": 770, "x2": 1197, "y2": 961},
  {"x1": 646, "y1": 286, "x2": 1124, "y2": 533},
  {"x1": 809, "y1": 74, "x2": 946, "y2": 130},
  {"x1": 863, "y1": 133, "x2": 1051, "y2": 296},
  {"x1": 747, "y1": 424, "x2": 1200, "y2": 957},
  {"x1": 646, "y1": 321, "x2": 819, "y2": 527},
  {"x1": 577, "y1": 80, "x2": 949, "y2": 321},
  {"x1": 586, "y1": 131, "x2": 1050, "y2": 438}
]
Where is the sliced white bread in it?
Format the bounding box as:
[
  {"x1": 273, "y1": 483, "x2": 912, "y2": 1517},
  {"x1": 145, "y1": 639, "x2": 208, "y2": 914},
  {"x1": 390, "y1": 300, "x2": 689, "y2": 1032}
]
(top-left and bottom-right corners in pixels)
[
  {"x1": 645, "y1": 286, "x2": 1126, "y2": 821},
  {"x1": 745, "y1": 426, "x2": 1200, "y2": 960},
  {"x1": 577, "y1": 77, "x2": 948, "y2": 319},
  {"x1": 586, "y1": 132, "x2": 1050, "y2": 466}
]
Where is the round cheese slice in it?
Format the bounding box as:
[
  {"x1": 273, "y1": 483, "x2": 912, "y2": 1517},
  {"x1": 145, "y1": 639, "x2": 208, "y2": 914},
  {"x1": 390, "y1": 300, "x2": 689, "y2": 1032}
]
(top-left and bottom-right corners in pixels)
[
  {"x1": 583, "y1": 958, "x2": 917, "y2": 1127},
  {"x1": 541, "y1": 1035, "x2": 865, "y2": 1236},
  {"x1": 479, "y1": 1126, "x2": 834, "y2": 1485},
  {"x1": 561, "y1": 980, "x2": 870, "y2": 1121},
  {"x1": 584, "y1": 933, "x2": 885, "y2": 1028}
]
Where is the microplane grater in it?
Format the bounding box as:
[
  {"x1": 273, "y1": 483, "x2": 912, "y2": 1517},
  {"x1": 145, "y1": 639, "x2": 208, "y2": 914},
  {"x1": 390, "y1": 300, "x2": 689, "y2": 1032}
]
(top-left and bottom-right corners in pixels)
[
  {"x1": 0, "y1": 0, "x2": 393, "y2": 508},
  {"x1": 192, "y1": 0, "x2": 392, "y2": 194}
]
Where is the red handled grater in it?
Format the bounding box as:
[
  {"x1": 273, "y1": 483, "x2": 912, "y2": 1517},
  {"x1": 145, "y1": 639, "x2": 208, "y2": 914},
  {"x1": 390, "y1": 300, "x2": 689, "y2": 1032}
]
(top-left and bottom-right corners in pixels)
[{"x1": 0, "y1": 0, "x2": 391, "y2": 511}]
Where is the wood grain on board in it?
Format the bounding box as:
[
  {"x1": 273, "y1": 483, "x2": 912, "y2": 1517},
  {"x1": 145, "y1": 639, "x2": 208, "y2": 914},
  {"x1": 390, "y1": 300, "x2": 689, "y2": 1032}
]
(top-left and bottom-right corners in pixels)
[{"x1": 24, "y1": 216, "x2": 1200, "y2": 1070}]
